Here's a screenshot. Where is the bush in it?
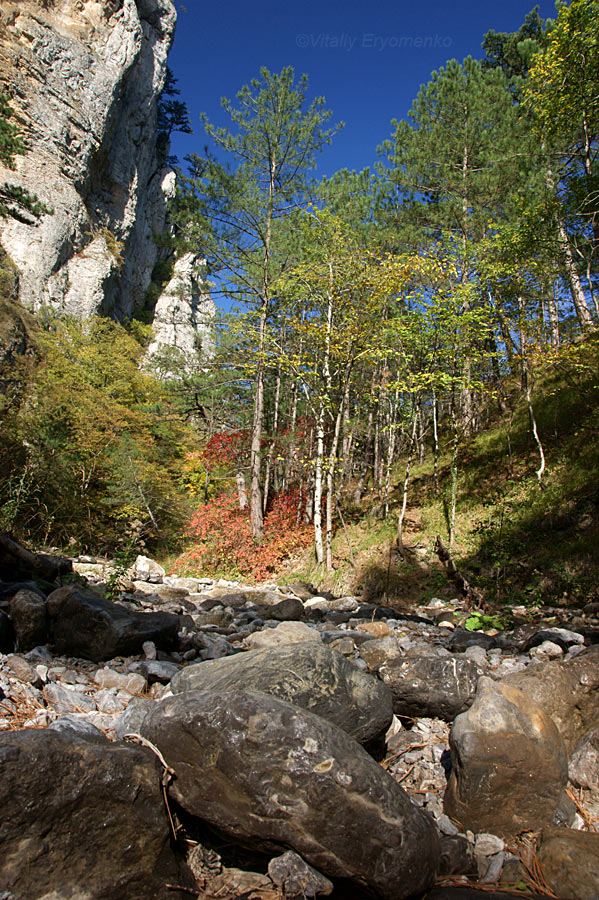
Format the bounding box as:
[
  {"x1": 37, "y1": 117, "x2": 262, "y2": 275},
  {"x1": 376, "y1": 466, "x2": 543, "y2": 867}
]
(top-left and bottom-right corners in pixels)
[{"x1": 175, "y1": 488, "x2": 312, "y2": 581}]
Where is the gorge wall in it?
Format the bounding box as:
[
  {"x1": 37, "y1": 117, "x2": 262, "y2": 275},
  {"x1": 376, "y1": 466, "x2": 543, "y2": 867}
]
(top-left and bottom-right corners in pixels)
[{"x1": 0, "y1": 0, "x2": 213, "y2": 363}]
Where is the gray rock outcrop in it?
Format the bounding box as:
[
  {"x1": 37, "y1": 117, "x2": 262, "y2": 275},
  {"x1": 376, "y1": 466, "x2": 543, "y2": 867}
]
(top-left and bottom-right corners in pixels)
[
  {"x1": 170, "y1": 641, "x2": 394, "y2": 747},
  {"x1": 140, "y1": 689, "x2": 441, "y2": 900},
  {"x1": 0, "y1": 0, "x2": 179, "y2": 321},
  {"x1": 145, "y1": 253, "x2": 215, "y2": 373}
]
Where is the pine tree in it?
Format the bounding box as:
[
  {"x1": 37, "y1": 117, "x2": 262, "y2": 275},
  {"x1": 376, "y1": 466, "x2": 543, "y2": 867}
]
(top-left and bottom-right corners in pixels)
[
  {"x1": 173, "y1": 67, "x2": 341, "y2": 539},
  {"x1": 0, "y1": 91, "x2": 50, "y2": 223}
]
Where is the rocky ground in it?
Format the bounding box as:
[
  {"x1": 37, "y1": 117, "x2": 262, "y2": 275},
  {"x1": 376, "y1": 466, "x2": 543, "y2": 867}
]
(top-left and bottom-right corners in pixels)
[{"x1": 1, "y1": 549, "x2": 598, "y2": 900}]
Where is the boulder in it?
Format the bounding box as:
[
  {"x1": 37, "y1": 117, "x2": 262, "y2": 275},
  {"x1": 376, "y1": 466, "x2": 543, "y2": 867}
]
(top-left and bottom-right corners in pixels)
[
  {"x1": 46, "y1": 585, "x2": 179, "y2": 662},
  {"x1": 380, "y1": 655, "x2": 481, "y2": 721},
  {"x1": 504, "y1": 645, "x2": 599, "y2": 752},
  {"x1": 133, "y1": 555, "x2": 165, "y2": 583},
  {"x1": 8, "y1": 587, "x2": 48, "y2": 650},
  {"x1": 0, "y1": 728, "x2": 192, "y2": 900},
  {"x1": 444, "y1": 677, "x2": 568, "y2": 837},
  {"x1": 140, "y1": 690, "x2": 440, "y2": 900},
  {"x1": 448, "y1": 629, "x2": 498, "y2": 652},
  {"x1": 538, "y1": 827, "x2": 599, "y2": 900},
  {"x1": 170, "y1": 642, "x2": 393, "y2": 747},
  {"x1": 244, "y1": 620, "x2": 321, "y2": 650},
  {"x1": 250, "y1": 597, "x2": 305, "y2": 621},
  {"x1": 568, "y1": 728, "x2": 599, "y2": 790}
]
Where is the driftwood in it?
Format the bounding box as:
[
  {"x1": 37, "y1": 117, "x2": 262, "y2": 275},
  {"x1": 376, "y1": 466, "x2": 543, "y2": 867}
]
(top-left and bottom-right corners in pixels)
[
  {"x1": 0, "y1": 532, "x2": 72, "y2": 583},
  {"x1": 434, "y1": 535, "x2": 483, "y2": 610}
]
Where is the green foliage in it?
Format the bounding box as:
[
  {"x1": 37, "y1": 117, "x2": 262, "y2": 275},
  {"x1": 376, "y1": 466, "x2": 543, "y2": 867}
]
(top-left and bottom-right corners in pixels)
[
  {"x1": 464, "y1": 610, "x2": 506, "y2": 631},
  {"x1": 0, "y1": 310, "x2": 198, "y2": 554},
  {"x1": 0, "y1": 91, "x2": 51, "y2": 223},
  {"x1": 156, "y1": 66, "x2": 193, "y2": 165}
]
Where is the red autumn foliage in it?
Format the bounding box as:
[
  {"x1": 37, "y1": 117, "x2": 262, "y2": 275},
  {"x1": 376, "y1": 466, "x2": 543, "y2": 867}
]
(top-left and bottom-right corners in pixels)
[
  {"x1": 175, "y1": 488, "x2": 312, "y2": 581},
  {"x1": 202, "y1": 429, "x2": 250, "y2": 469}
]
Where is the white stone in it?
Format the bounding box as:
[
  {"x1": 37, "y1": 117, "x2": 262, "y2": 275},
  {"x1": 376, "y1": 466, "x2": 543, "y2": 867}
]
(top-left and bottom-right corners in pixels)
[
  {"x1": 134, "y1": 555, "x2": 165, "y2": 584},
  {"x1": 530, "y1": 640, "x2": 564, "y2": 662}
]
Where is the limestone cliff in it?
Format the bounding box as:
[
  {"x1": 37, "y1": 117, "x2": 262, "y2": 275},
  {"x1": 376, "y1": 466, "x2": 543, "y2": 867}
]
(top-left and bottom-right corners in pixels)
[
  {"x1": 0, "y1": 0, "x2": 179, "y2": 321},
  {"x1": 145, "y1": 253, "x2": 216, "y2": 373}
]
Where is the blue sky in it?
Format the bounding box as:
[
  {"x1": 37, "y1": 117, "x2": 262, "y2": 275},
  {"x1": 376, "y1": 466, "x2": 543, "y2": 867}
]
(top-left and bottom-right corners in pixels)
[{"x1": 167, "y1": 0, "x2": 558, "y2": 176}]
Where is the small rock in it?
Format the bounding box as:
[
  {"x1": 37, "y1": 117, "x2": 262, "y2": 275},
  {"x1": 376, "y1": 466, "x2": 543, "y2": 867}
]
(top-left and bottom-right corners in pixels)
[
  {"x1": 463, "y1": 645, "x2": 488, "y2": 667},
  {"x1": 329, "y1": 636, "x2": 356, "y2": 656},
  {"x1": 129, "y1": 660, "x2": 181, "y2": 685},
  {"x1": 449, "y1": 629, "x2": 497, "y2": 652},
  {"x1": 94, "y1": 667, "x2": 146, "y2": 694},
  {"x1": 530, "y1": 640, "x2": 564, "y2": 661},
  {"x1": 356, "y1": 621, "x2": 393, "y2": 638},
  {"x1": 142, "y1": 641, "x2": 157, "y2": 660},
  {"x1": 268, "y1": 851, "x2": 333, "y2": 897},
  {"x1": 474, "y1": 833, "x2": 504, "y2": 857},
  {"x1": 44, "y1": 683, "x2": 96, "y2": 714},
  {"x1": 5, "y1": 654, "x2": 41, "y2": 687}
]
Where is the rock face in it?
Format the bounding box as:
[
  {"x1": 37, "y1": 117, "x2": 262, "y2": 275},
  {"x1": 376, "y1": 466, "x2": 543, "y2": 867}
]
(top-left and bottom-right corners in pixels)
[
  {"x1": 0, "y1": 727, "x2": 191, "y2": 899},
  {"x1": 145, "y1": 253, "x2": 215, "y2": 371},
  {"x1": 444, "y1": 677, "x2": 568, "y2": 837},
  {"x1": 380, "y1": 655, "x2": 481, "y2": 721},
  {"x1": 141, "y1": 690, "x2": 441, "y2": 900},
  {"x1": 0, "y1": 0, "x2": 185, "y2": 323},
  {"x1": 170, "y1": 642, "x2": 394, "y2": 747},
  {"x1": 47, "y1": 585, "x2": 179, "y2": 661}
]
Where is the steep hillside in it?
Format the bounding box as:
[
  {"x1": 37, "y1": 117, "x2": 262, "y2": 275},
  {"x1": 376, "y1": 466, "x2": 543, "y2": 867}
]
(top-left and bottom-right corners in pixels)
[{"x1": 280, "y1": 333, "x2": 599, "y2": 614}]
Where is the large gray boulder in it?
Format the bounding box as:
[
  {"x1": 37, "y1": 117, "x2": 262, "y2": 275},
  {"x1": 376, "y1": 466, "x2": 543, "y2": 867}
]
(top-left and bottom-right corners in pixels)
[
  {"x1": 504, "y1": 645, "x2": 599, "y2": 752},
  {"x1": 380, "y1": 655, "x2": 481, "y2": 721},
  {"x1": 170, "y1": 641, "x2": 393, "y2": 747},
  {"x1": 46, "y1": 585, "x2": 179, "y2": 662},
  {"x1": 0, "y1": 728, "x2": 193, "y2": 899},
  {"x1": 444, "y1": 677, "x2": 568, "y2": 838},
  {"x1": 140, "y1": 690, "x2": 440, "y2": 900}
]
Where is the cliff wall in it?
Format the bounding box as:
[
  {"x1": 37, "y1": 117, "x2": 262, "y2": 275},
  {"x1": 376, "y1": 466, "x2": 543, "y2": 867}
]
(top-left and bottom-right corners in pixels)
[{"x1": 0, "y1": 0, "x2": 178, "y2": 320}]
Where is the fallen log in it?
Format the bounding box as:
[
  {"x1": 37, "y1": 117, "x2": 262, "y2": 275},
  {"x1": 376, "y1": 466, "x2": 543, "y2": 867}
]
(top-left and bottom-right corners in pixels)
[{"x1": 434, "y1": 535, "x2": 484, "y2": 610}]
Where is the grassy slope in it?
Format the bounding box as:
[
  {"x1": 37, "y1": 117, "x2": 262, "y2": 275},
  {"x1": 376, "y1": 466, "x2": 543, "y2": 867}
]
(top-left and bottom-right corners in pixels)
[{"x1": 281, "y1": 333, "x2": 599, "y2": 611}]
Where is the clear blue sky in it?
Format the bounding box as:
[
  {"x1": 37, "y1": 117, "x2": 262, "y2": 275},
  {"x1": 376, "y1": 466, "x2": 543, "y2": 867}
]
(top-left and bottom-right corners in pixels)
[{"x1": 168, "y1": 0, "x2": 557, "y2": 176}]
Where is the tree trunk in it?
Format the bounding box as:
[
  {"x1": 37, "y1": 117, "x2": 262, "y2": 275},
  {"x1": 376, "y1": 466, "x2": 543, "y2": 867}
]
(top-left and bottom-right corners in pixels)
[
  {"x1": 313, "y1": 402, "x2": 325, "y2": 565},
  {"x1": 249, "y1": 304, "x2": 266, "y2": 541},
  {"x1": 397, "y1": 409, "x2": 418, "y2": 555},
  {"x1": 262, "y1": 356, "x2": 282, "y2": 514},
  {"x1": 236, "y1": 472, "x2": 248, "y2": 509}
]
